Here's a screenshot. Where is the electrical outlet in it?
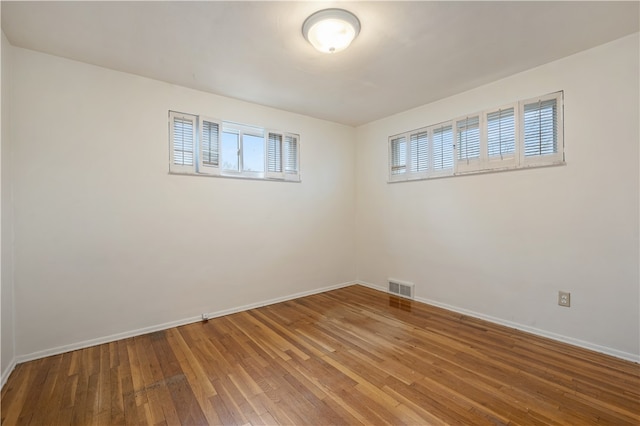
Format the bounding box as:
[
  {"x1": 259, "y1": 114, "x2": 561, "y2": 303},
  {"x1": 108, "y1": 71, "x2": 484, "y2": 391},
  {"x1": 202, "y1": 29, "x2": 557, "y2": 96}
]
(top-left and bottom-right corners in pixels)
[
  {"x1": 201, "y1": 313, "x2": 209, "y2": 321},
  {"x1": 558, "y1": 291, "x2": 571, "y2": 307}
]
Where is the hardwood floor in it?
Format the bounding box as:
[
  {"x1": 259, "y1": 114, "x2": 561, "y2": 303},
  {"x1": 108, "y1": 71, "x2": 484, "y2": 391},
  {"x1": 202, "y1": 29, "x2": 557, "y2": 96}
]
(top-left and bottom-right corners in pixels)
[{"x1": 2, "y1": 285, "x2": 639, "y2": 425}]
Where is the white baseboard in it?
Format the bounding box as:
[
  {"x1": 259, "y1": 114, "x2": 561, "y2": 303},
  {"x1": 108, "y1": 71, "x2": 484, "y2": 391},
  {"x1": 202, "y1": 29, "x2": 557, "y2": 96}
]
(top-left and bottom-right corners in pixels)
[
  {"x1": 16, "y1": 280, "x2": 357, "y2": 365},
  {"x1": 357, "y1": 280, "x2": 387, "y2": 292},
  {"x1": 1, "y1": 357, "x2": 17, "y2": 389},
  {"x1": 13, "y1": 279, "x2": 639, "y2": 370},
  {"x1": 356, "y1": 281, "x2": 640, "y2": 363},
  {"x1": 201, "y1": 280, "x2": 356, "y2": 322}
]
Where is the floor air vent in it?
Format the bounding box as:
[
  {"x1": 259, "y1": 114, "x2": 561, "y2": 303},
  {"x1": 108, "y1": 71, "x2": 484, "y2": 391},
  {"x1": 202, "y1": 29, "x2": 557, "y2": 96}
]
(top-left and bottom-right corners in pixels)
[{"x1": 388, "y1": 279, "x2": 415, "y2": 299}]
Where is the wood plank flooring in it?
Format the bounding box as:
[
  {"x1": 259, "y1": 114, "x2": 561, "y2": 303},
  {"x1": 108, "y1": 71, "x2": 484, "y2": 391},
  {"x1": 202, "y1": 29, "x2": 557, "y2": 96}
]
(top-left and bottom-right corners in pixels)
[{"x1": 2, "y1": 285, "x2": 639, "y2": 425}]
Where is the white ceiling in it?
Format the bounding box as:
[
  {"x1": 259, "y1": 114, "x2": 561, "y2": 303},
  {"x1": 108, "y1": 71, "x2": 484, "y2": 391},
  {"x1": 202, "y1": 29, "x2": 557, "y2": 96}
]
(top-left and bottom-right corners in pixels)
[{"x1": 2, "y1": 1, "x2": 638, "y2": 126}]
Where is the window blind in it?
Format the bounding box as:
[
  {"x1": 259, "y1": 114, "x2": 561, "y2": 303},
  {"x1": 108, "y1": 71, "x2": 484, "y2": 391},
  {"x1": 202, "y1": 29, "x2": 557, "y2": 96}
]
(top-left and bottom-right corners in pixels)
[
  {"x1": 410, "y1": 131, "x2": 428, "y2": 173},
  {"x1": 201, "y1": 120, "x2": 220, "y2": 167},
  {"x1": 524, "y1": 99, "x2": 557, "y2": 157},
  {"x1": 169, "y1": 111, "x2": 198, "y2": 174},
  {"x1": 267, "y1": 133, "x2": 283, "y2": 173},
  {"x1": 487, "y1": 108, "x2": 515, "y2": 158},
  {"x1": 284, "y1": 135, "x2": 298, "y2": 174},
  {"x1": 172, "y1": 116, "x2": 194, "y2": 166},
  {"x1": 387, "y1": 91, "x2": 563, "y2": 183},
  {"x1": 456, "y1": 116, "x2": 480, "y2": 162},
  {"x1": 433, "y1": 125, "x2": 453, "y2": 170},
  {"x1": 391, "y1": 136, "x2": 407, "y2": 175}
]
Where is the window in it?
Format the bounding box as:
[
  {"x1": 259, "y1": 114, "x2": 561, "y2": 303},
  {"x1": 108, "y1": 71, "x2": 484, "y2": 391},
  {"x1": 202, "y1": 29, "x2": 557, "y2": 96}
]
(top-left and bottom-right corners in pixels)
[
  {"x1": 389, "y1": 91, "x2": 563, "y2": 182},
  {"x1": 169, "y1": 111, "x2": 300, "y2": 182}
]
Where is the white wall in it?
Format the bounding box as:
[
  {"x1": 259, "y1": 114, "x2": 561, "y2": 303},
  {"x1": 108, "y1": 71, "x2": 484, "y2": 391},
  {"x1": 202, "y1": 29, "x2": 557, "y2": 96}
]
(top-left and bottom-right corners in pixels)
[
  {"x1": 11, "y1": 47, "x2": 356, "y2": 359},
  {"x1": 355, "y1": 34, "x2": 640, "y2": 359},
  {"x1": 1, "y1": 29, "x2": 16, "y2": 384}
]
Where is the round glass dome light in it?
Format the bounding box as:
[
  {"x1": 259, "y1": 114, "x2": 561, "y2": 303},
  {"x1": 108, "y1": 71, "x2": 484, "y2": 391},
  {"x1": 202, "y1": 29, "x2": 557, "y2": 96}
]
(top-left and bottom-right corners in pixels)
[{"x1": 302, "y1": 9, "x2": 361, "y2": 54}]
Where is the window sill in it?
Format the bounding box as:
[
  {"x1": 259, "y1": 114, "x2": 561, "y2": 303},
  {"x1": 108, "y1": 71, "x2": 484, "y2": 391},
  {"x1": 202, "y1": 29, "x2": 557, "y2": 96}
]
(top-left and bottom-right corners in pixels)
[
  {"x1": 168, "y1": 170, "x2": 301, "y2": 183},
  {"x1": 387, "y1": 160, "x2": 566, "y2": 183}
]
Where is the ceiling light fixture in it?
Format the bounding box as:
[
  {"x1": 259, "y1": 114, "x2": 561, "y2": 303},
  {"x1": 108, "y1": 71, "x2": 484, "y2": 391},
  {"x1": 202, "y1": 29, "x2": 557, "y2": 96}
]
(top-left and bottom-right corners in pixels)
[{"x1": 302, "y1": 8, "x2": 361, "y2": 54}]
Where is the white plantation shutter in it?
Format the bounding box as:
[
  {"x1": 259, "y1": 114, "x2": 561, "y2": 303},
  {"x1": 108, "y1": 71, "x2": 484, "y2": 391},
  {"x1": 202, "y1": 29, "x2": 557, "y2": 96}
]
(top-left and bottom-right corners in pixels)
[
  {"x1": 386, "y1": 92, "x2": 563, "y2": 183},
  {"x1": 284, "y1": 135, "x2": 299, "y2": 174},
  {"x1": 521, "y1": 92, "x2": 563, "y2": 166},
  {"x1": 268, "y1": 135, "x2": 282, "y2": 173},
  {"x1": 432, "y1": 125, "x2": 454, "y2": 173},
  {"x1": 198, "y1": 117, "x2": 221, "y2": 175},
  {"x1": 410, "y1": 131, "x2": 428, "y2": 174},
  {"x1": 390, "y1": 136, "x2": 407, "y2": 178},
  {"x1": 201, "y1": 120, "x2": 219, "y2": 166},
  {"x1": 169, "y1": 111, "x2": 196, "y2": 173},
  {"x1": 267, "y1": 132, "x2": 283, "y2": 174},
  {"x1": 284, "y1": 136, "x2": 296, "y2": 173},
  {"x1": 487, "y1": 108, "x2": 515, "y2": 158},
  {"x1": 456, "y1": 116, "x2": 480, "y2": 162},
  {"x1": 173, "y1": 119, "x2": 194, "y2": 165},
  {"x1": 523, "y1": 99, "x2": 557, "y2": 157}
]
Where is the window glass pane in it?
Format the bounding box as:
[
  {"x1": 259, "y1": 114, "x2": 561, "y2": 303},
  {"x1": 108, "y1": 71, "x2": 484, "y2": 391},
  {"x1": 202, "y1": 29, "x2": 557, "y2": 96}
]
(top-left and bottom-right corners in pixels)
[
  {"x1": 222, "y1": 131, "x2": 239, "y2": 171},
  {"x1": 391, "y1": 136, "x2": 407, "y2": 175},
  {"x1": 487, "y1": 108, "x2": 515, "y2": 158},
  {"x1": 433, "y1": 125, "x2": 453, "y2": 170},
  {"x1": 243, "y1": 134, "x2": 265, "y2": 172},
  {"x1": 524, "y1": 99, "x2": 557, "y2": 157}
]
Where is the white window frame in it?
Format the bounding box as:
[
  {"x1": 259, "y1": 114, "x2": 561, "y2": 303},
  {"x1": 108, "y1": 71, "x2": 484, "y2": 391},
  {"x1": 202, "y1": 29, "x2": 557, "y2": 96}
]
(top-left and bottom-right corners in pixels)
[{"x1": 388, "y1": 91, "x2": 564, "y2": 182}]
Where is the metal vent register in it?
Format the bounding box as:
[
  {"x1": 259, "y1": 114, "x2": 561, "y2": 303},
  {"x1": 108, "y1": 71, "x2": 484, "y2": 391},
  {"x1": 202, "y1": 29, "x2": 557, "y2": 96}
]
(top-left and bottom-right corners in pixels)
[{"x1": 388, "y1": 279, "x2": 414, "y2": 299}]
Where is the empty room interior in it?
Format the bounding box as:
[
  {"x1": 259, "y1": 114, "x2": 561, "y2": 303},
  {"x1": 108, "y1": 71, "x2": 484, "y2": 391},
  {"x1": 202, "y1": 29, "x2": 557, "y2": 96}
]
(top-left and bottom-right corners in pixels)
[{"x1": 0, "y1": 1, "x2": 639, "y2": 425}]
